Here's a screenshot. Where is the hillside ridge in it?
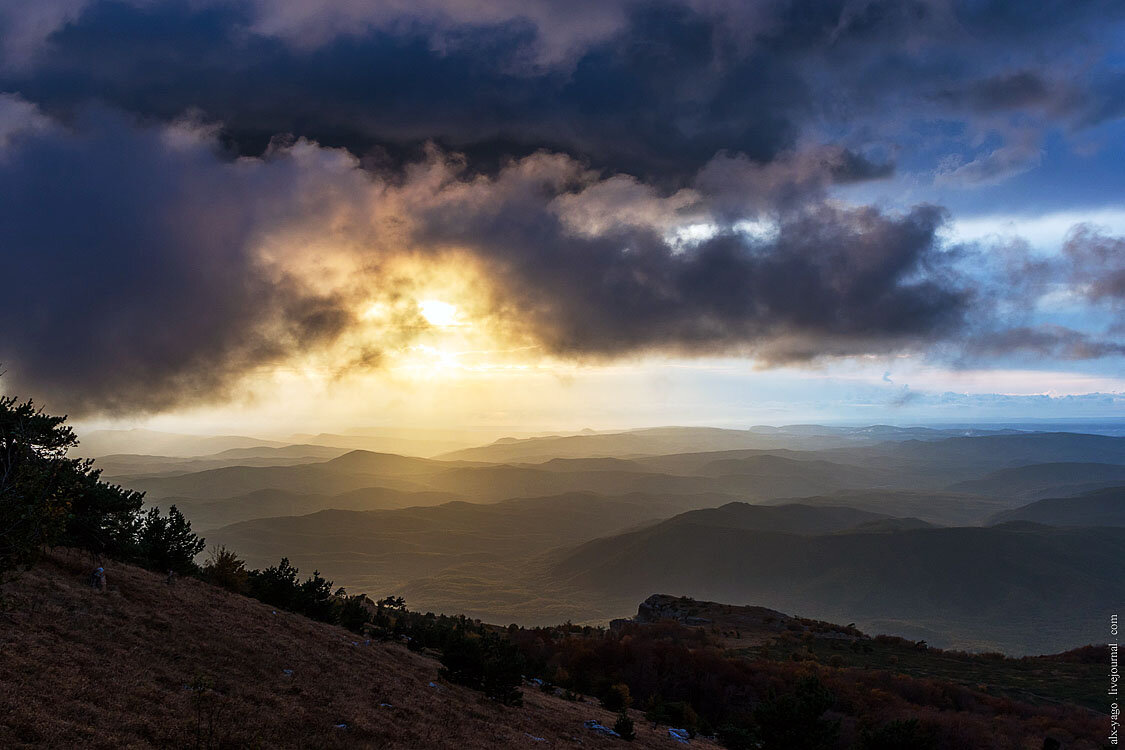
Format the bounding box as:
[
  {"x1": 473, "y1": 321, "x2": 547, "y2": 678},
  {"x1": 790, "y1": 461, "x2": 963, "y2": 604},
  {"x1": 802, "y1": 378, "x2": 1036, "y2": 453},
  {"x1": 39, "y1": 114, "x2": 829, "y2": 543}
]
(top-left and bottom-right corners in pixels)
[{"x1": 0, "y1": 551, "x2": 706, "y2": 749}]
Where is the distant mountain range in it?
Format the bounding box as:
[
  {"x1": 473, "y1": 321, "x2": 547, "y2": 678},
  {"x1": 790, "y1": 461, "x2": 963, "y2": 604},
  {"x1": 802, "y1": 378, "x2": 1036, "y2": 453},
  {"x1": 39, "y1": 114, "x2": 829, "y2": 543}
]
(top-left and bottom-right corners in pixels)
[
  {"x1": 93, "y1": 445, "x2": 349, "y2": 478},
  {"x1": 948, "y1": 462, "x2": 1125, "y2": 500},
  {"x1": 80, "y1": 428, "x2": 478, "y2": 459},
  {"x1": 436, "y1": 424, "x2": 1025, "y2": 462},
  {"x1": 206, "y1": 490, "x2": 737, "y2": 595},
  {"x1": 759, "y1": 489, "x2": 1016, "y2": 525},
  {"x1": 88, "y1": 426, "x2": 1125, "y2": 654},
  {"x1": 550, "y1": 502, "x2": 1125, "y2": 653},
  {"x1": 989, "y1": 486, "x2": 1125, "y2": 527}
]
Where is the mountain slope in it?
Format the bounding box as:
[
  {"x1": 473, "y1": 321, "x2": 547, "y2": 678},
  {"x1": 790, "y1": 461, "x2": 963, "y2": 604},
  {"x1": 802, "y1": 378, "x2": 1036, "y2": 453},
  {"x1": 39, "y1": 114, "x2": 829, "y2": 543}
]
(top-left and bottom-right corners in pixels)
[
  {"x1": 437, "y1": 426, "x2": 875, "y2": 462},
  {"x1": 838, "y1": 433, "x2": 1125, "y2": 484},
  {"x1": 989, "y1": 486, "x2": 1125, "y2": 526},
  {"x1": 0, "y1": 551, "x2": 699, "y2": 749},
  {"x1": 438, "y1": 425, "x2": 1028, "y2": 464},
  {"x1": 206, "y1": 491, "x2": 732, "y2": 594},
  {"x1": 551, "y1": 508, "x2": 1125, "y2": 653},
  {"x1": 651, "y1": 502, "x2": 891, "y2": 534},
  {"x1": 80, "y1": 429, "x2": 287, "y2": 457},
  {"x1": 94, "y1": 445, "x2": 350, "y2": 478},
  {"x1": 759, "y1": 489, "x2": 1013, "y2": 525},
  {"x1": 948, "y1": 462, "x2": 1125, "y2": 500},
  {"x1": 121, "y1": 463, "x2": 432, "y2": 500},
  {"x1": 167, "y1": 486, "x2": 467, "y2": 530}
]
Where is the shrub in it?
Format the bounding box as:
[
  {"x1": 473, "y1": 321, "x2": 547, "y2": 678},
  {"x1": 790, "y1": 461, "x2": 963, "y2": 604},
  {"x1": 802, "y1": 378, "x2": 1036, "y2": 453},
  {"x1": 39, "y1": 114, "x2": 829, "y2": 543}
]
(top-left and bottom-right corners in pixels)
[
  {"x1": 601, "y1": 682, "x2": 632, "y2": 712},
  {"x1": 614, "y1": 711, "x2": 636, "y2": 741},
  {"x1": 856, "y1": 718, "x2": 936, "y2": 750},
  {"x1": 202, "y1": 546, "x2": 248, "y2": 593},
  {"x1": 439, "y1": 630, "x2": 524, "y2": 705},
  {"x1": 337, "y1": 593, "x2": 371, "y2": 633},
  {"x1": 646, "y1": 700, "x2": 698, "y2": 735},
  {"x1": 439, "y1": 631, "x2": 486, "y2": 689},
  {"x1": 481, "y1": 639, "x2": 524, "y2": 705},
  {"x1": 717, "y1": 723, "x2": 758, "y2": 750},
  {"x1": 753, "y1": 676, "x2": 839, "y2": 750}
]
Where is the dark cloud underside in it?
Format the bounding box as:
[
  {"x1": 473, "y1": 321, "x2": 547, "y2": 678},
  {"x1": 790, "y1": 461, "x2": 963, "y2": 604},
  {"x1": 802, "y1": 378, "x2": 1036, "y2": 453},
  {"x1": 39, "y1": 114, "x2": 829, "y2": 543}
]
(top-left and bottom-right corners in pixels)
[
  {"x1": 4, "y1": 1, "x2": 1122, "y2": 179},
  {"x1": 0, "y1": 0, "x2": 1123, "y2": 414}
]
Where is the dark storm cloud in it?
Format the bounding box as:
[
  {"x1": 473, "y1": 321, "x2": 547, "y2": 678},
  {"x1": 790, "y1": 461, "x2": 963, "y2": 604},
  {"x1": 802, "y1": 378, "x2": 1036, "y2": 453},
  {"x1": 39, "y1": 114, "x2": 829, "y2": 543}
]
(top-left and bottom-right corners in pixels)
[
  {"x1": 1, "y1": 1, "x2": 1123, "y2": 415},
  {"x1": 3, "y1": 0, "x2": 1122, "y2": 181},
  {"x1": 0, "y1": 102, "x2": 1119, "y2": 417},
  {"x1": 411, "y1": 162, "x2": 967, "y2": 360},
  {"x1": 0, "y1": 105, "x2": 354, "y2": 414},
  {"x1": 0, "y1": 1, "x2": 801, "y2": 181}
]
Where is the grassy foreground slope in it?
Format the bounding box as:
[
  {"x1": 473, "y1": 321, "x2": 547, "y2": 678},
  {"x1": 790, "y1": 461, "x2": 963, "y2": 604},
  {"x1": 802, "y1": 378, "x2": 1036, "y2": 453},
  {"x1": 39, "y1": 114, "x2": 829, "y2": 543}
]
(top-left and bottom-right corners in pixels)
[{"x1": 0, "y1": 551, "x2": 702, "y2": 749}]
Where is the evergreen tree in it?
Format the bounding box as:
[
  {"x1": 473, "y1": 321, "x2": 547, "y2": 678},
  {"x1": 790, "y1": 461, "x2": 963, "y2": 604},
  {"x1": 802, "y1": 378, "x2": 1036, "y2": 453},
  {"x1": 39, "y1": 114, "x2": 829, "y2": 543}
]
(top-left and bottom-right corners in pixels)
[
  {"x1": 752, "y1": 676, "x2": 839, "y2": 750},
  {"x1": 135, "y1": 505, "x2": 206, "y2": 575},
  {"x1": 614, "y1": 711, "x2": 636, "y2": 741},
  {"x1": 857, "y1": 718, "x2": 936, "y2": 750},
  {"x1": 337, "y1": 593, "x2": 371, "y2": 633},
  {"x1": 1, "y1": 395, "x2": 81, "y2": 575},
  {"x1": 294, "y1": 569, "x2": 336, "y2": 623},
  {"x1": 481, "y1": 636, "x2": 524, "y2": 705},
  {"x1": 247, "y1": 557, "x2": 301, "y2": 609},
  {"x1": 1, "y1": 392, "x2": 197, "y2": 578}
]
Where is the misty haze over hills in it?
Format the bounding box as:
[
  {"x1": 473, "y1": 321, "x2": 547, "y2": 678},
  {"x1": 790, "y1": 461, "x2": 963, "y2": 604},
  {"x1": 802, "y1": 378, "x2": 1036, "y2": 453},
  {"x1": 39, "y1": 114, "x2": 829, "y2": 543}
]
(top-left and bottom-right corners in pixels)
[{"x1": 79, "y1": 423, "x2": 1125, "y2": 655}]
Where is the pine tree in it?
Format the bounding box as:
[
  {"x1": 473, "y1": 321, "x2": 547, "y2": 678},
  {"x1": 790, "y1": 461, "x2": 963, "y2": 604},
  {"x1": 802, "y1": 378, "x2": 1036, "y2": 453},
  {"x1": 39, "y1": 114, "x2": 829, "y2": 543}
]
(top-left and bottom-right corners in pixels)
[{"x1": 614, "y1": 711, "x2": 636, "y2": 741}]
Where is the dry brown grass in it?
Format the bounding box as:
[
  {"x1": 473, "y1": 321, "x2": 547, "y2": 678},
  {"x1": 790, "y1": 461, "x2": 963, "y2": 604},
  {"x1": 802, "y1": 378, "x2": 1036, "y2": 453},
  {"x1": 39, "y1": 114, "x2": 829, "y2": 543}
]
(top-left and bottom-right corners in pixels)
[{"x1": 0, "y1": 551, "x2": 714, "y2": 749}]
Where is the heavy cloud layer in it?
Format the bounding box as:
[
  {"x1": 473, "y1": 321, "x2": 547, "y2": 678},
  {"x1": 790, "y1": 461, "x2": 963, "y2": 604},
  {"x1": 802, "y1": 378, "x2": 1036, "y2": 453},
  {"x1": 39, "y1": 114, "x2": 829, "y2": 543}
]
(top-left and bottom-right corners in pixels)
[
  {"x1": 1, "y1": 1, "x2": 1124, "y2": 414},
  {"x1": 2, "y1": 0, "x2": 1123, "y2": 179},
  {"x1": 0, "y1": 102, "x2": 363, "y2": 412},
  {"x1": 3, "y1": 99, "x2": 1119, "y2": 415}
]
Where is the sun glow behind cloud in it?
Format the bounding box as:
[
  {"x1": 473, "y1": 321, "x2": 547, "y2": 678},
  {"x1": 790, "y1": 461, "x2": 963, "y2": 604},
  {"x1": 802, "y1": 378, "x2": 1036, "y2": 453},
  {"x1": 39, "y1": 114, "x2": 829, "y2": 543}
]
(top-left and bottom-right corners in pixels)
[
  {"x1": 328, "y1": 254, "x2": 551, "y2": 384},
  {"x1": 3, "y1": 97, "x2": 1123, "y2": 433},
  {"x1": 418, "y1": 299, "x2": 460, "y2": 327}
]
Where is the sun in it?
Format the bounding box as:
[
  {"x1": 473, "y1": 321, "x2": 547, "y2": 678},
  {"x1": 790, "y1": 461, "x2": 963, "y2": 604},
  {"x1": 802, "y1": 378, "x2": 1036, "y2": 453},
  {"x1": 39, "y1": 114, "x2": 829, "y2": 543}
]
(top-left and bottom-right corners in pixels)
[{"x1": 418, "y1": 299, "x2": 460, "y2": 327}]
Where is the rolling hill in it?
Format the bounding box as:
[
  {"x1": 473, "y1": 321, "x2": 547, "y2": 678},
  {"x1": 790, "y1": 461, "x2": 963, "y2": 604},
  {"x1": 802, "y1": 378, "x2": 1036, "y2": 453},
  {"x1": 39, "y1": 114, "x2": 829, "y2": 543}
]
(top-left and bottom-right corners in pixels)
[
  {"x1": 989, "y1": 486, "x2": 1125, "y2": 526},
  {"x1": 758, "y1": 489, "x2": 1014, "y2": 525},
  {"x1": 92, "y1": 445, "x2": 350, "y2": 478},
  {"x1": 91, "y1": 429, "x2": 1125, "y2": 653},
  {"x1": 437, "y1": 426, "x2": 879, "y2": 462},
  {"x1": 120, "y1": 460, "x2": 434, "y2": 500},
  {"x1": 79, "y1": 429, "x2": 288, "y2": 457},
  {"x1": 123, "y1": 449, "x2": 894, "y2": 512},
  {"x1": 947, "y1": 462, "x2": 1125, "y2": 500},
  {"x1": 638, "y1": 502, "x2": 891, "y2": 534},
  {"x1": 166, "y1": 487, "x2": 468, "y2": 530},
  {"x1": 824, "y1": 432, "x2": 1125, "y2": 484},
  {"x1": 205, "y1": 491, "x2": 737, "y2": 595},
  {"x1": 549, "y1": 504, "x2": 1125, "y2": 653},
  {"x1": 437, "y1": 425, "x2": 1025, "y2": 464}
]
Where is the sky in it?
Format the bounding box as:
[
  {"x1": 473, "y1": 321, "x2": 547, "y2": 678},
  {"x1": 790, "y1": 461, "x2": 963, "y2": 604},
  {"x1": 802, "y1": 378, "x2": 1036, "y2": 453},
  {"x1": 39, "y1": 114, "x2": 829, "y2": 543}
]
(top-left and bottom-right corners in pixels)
[{"x1": 1, "y1": 0, "x2": 1124, "y2": 435}]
